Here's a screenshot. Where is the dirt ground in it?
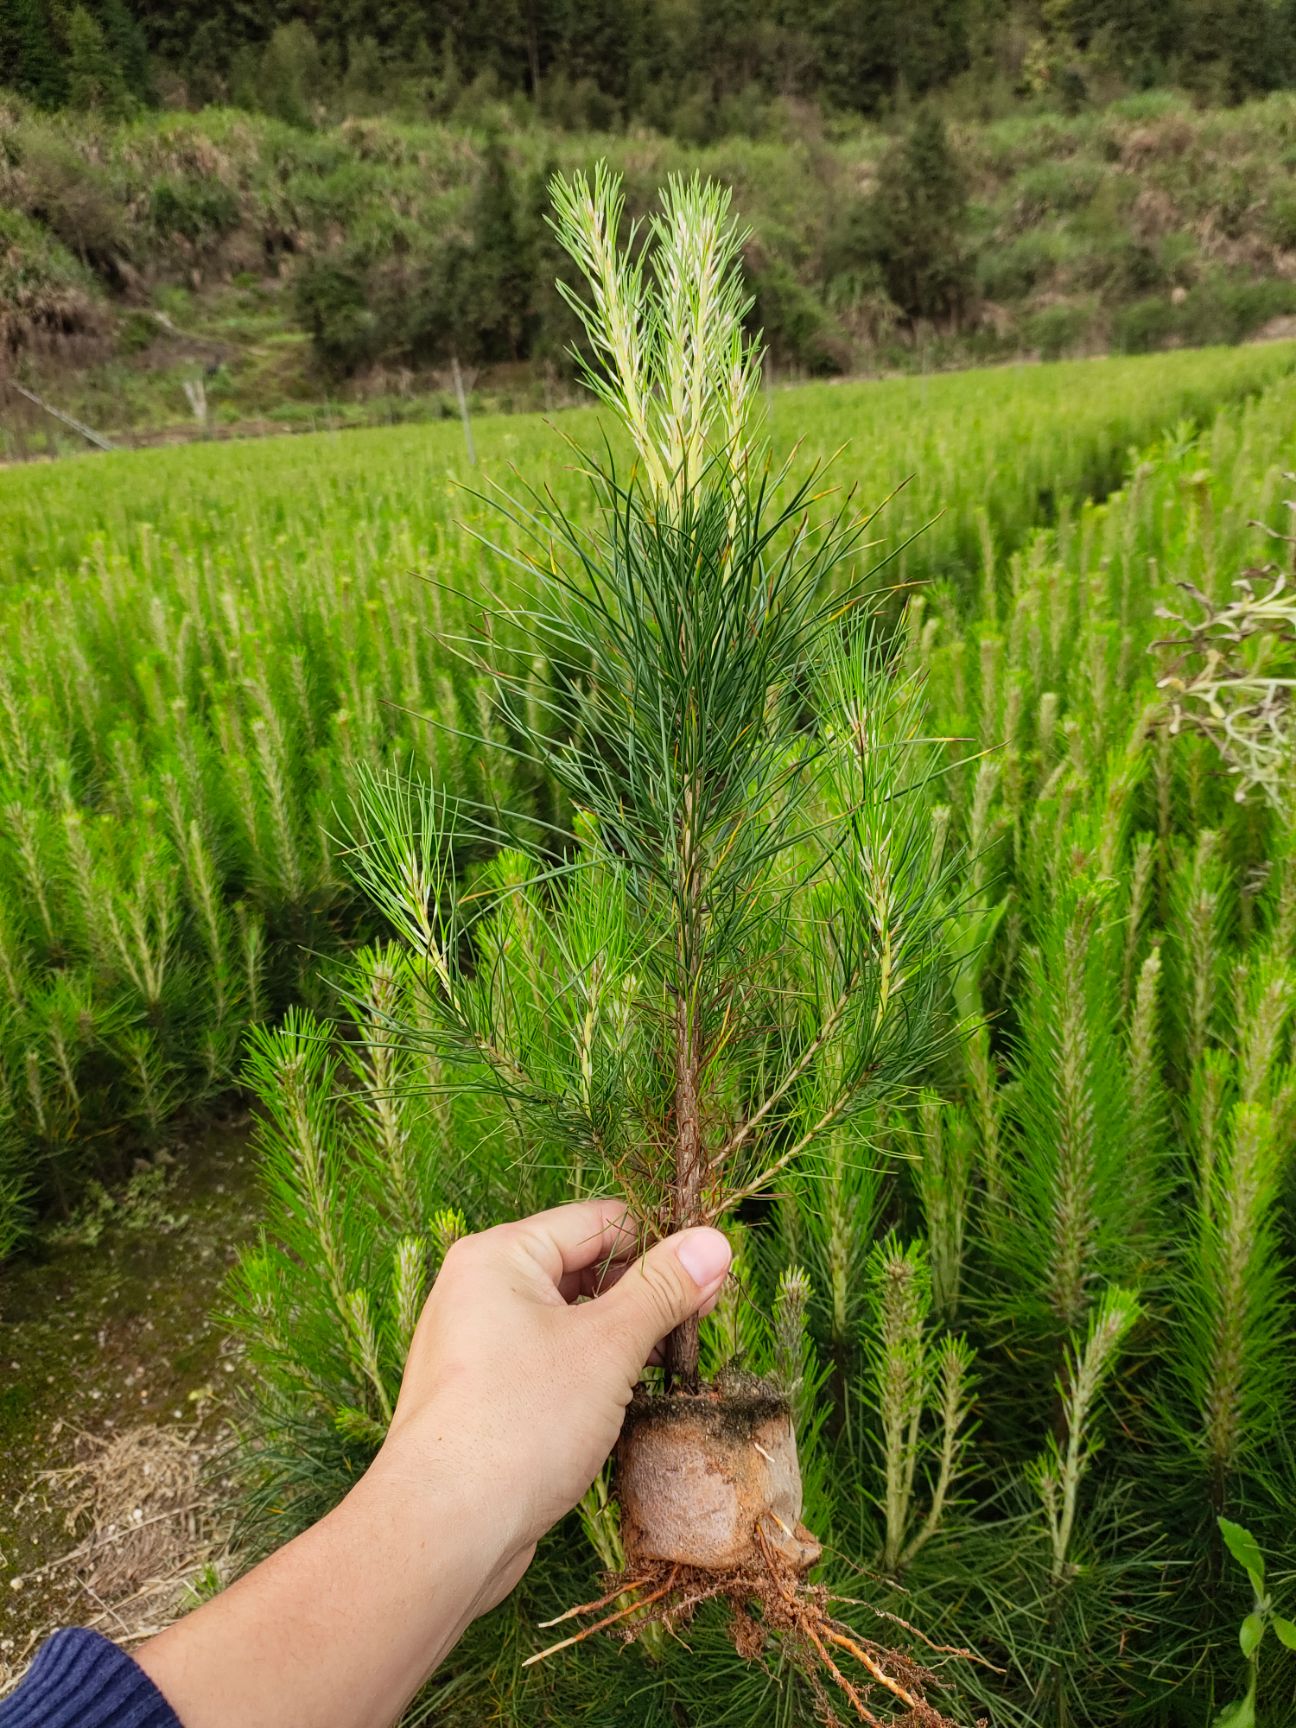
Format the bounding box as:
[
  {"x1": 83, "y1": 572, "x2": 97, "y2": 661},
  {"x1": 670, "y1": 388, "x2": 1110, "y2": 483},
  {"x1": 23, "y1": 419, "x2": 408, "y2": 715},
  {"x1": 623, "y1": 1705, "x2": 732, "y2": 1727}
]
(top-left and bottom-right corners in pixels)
[{"x1": 0, "y1": 1118, "x2": 260, "y2": 1689}]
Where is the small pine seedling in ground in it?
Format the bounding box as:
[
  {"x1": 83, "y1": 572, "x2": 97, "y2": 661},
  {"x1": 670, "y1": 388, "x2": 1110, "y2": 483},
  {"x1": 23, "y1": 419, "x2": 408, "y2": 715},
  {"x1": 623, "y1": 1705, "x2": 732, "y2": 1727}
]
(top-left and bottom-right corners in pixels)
[{"x1": 347, "y1": 164, "x2": 970, "y2": 1723}]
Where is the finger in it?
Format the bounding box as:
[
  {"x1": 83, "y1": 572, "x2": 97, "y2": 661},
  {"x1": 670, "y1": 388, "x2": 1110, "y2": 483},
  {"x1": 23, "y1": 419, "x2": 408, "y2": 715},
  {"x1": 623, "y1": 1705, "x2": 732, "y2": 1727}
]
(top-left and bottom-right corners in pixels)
[
  {"x1": 581, "y1": 1228, "x2": 732, "y2": 1374},
  {"x1": 561, "y1": 1254, "x2": 631, "y2": 1303},
  {"x1": 559, "y1": 1246, "x2": 665, "y2": 1304},
  {"x1": 493, "y1": 1198, "x2": 642, "y2": 1294},
  {"x1": 567, "y1": 1254, "x2": 730, "y2": 1307}
]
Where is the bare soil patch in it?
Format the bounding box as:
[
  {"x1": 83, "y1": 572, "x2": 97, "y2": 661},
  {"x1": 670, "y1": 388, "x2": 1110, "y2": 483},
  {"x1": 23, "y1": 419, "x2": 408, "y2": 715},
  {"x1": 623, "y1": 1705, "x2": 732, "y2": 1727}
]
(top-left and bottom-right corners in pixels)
[{"x1": 0, "y1": 1116, "x2": 258, "y2": 1687}]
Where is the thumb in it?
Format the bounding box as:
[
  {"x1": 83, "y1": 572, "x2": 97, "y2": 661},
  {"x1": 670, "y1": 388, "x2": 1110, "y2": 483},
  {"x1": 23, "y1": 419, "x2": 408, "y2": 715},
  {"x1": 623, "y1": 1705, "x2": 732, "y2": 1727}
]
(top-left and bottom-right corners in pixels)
[{"x1": 590, "y1": 1228, "x2": 732, "y2": 1373}]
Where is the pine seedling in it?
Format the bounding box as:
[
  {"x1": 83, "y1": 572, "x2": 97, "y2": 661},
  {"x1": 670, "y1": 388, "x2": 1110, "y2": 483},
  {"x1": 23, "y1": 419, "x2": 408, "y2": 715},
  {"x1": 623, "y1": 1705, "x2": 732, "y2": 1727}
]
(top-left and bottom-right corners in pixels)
[
  {"x1": 1030, "y1": 1285, "x2": 1141, "y2": 1583},
  {"x1": 898, "y1": 1092, "x2": 973, "y2": 1325},
  {"x1": 98, "y1": 841, "x2": 178, "y2": 1011},
  {"x1": 867, "y1": 1237, "x2": 931, "y2": 1575},
  {"x1": 1189, "y1": 1048, "x2": 1235, "y2": 1209},
  {"x1": 702, "y1": 1232, "x2": 768, "y2": 1379},
  {"x1": 1127, "y1": 944, "x2": 1168, "y2": 1224},
  {"x1": 344, "y1": 1285, "x2": 394, "y2": 1425},
  {"x1": 118, "y1": 1026, "x2": 179, "y2": 1143},
  {"x1": 863, "y1": 1236, "x2": 976, "y2": 1573},
  {"x1": 176, "y1": 816, "x2": 235, "y2": 1030},
  {"x1": 250, "y1": 704, "x2": 308, "y2": 905},
  {"x1": 242, "y1": 1010, "x2": 357, "y2": 1340},
  {"x1": 901, "y1": 1335, "x2": 977, "y2": 1570},
  {"x1": 232, "y1": 1003, "x2": 497, "y2": 1480},
  {"x1": 1233, "y1": 947, "x2": 1295, "y2": 1106},
  {"x1": 773, "y1": 1266, "x2": 816, "y2": 1437},
  {"x1": 339, "y1": 943, "x2": 422, "y2": 1238},
  {"x1": 1175, "y1": 1101, "x2": 1287, "y2": 1503},
  {"x1": 390, "y1": 1235, "x2": 427, "y2": 1361},
  {"x1": 428, "y1": 1206, "x2": 467, "y2": 1264},
  {"x1": 343, "y1": 166, "x2": 962, "y2": 1722},
  {"x1": 4, "y1": 800, "x2": 58, "y2": 953},
  {"x1": 1121, "y1": 832, "x2": 1157, "y2": 1014},
  {"x1": 1000, "y1": 881, "x2": 1136, "y2": 1337},
  {"x1": 786, "y1": 1123, "x2": 887, "y2": 1411},
  {"x1": 1168, "y1": 828, "x2": 1230, "y2": 1079},
  {"x1": 235, "y1": 903, "x2": 267, "y2": 1028},
  {"x1": 0, "y1": 905, "x2": 27, "y2": 1013}
]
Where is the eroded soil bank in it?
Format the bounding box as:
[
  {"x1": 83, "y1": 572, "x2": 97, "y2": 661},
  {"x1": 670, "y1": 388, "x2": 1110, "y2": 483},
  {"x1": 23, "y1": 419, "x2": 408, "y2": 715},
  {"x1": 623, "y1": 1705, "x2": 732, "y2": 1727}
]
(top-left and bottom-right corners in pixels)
[{"x1": 0, "y1": 1117, "x2": 259, "y2": 1682}]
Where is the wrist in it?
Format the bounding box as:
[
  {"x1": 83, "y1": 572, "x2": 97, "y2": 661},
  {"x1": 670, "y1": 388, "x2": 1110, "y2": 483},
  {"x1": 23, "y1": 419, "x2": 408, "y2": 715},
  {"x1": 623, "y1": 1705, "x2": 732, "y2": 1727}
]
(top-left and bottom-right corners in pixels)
[
  {"x1": 136, "y1": 1422, "x2": 513, "y2": 1728},
  {"x1": 362, "y1": 1404, "x2": 523, "y2": 1594}
]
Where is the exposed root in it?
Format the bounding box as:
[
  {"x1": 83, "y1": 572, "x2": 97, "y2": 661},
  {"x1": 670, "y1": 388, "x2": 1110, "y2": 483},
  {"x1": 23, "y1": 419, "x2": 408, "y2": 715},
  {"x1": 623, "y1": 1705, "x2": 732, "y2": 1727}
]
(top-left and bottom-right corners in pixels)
[
  {"x1": 829, "y1": 1594, "x2": 1004, "y2": 1674},
  {"x1": 523, "y1": 1568, "x2": 680, "y2": 1666},
  {"x1": 528, "y1": 1519, "x2": 977, "y2": 1726},
  {"x1": 536, "y1": 1576, "x2": 641, "y2": 1630}
]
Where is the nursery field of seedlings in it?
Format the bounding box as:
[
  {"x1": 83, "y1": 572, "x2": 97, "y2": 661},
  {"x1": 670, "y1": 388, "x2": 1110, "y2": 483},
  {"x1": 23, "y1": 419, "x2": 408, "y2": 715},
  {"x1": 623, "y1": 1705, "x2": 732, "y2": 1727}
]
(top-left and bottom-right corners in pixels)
[
  {"x1": 0, "y1": 339, "x2": 1292, "y2": 1258},
  {"x1": 2, "y1": 328, "x2": 1296, "y2": 1726}
]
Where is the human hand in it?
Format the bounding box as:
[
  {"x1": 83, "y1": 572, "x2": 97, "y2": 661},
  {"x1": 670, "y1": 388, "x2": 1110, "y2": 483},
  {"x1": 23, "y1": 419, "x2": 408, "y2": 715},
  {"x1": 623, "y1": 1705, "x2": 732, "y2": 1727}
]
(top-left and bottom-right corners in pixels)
[
  {"x1": 369, "y1": 1198, "x2": 733, "y2": 1607},
  {"x1": 136, "y1": 1200, "x2": 729, "y2": 1728}
]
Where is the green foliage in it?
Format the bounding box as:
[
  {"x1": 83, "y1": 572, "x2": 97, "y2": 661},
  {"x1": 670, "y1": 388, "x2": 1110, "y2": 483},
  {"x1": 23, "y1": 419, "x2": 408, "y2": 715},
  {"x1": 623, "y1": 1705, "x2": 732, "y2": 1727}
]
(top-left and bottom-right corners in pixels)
[
  {"x1": 343, "y1": 174, "x2": 960, "y2": 1412},
  {"x1": 5, "y1": 318, "x2": 1296, "y2": 1720},
  {"x1": 0, "y1": 417, "x2": 551, "y2": 1248},
  {"x1": 1025, "y1": 300, "x2": 1094, "y2": 360},
  {"x1": 863, "y1": 1235, "x2": 976, "y2": 1573},
  {"x1": 0, "y1": 346, "x2": 1290, "y2": 1237},
  {"x1": 467, "y1": 136, "x2": 535, "y2": 362},
  {"x1": 3, "y1": 0, "x2": 1296, "y2": 226},
  {"x1": 64, "y1": 5, "x2": 134, "y2": 120},
  {"x1": 749, "y1": 249, "x2": 849, "y2": 372},
  {"x1": 237, "y1": 21, "x2": 324, "y2": 130},
  {"x1": 147, "y1": 175, "x2": 240, "y2": 246},
  {"x1": 1215, "y1": 1518, "x2": 1296, "y2": 1726},
  {"x1": 6, "y1": 94, "x2": 1296, "y2": 421},
  {"x1": 292, "y1": 256, "x2": 378, "y2": 377},
  {"x1": 870, "y1": 112, "x2": 973, "y2": 324},
  {"x1": 0, "y1": 0, "x2": 69, "y2": 107},
  {"x1": 0, "y1": 203, "x2": 106, "y2": 360}
]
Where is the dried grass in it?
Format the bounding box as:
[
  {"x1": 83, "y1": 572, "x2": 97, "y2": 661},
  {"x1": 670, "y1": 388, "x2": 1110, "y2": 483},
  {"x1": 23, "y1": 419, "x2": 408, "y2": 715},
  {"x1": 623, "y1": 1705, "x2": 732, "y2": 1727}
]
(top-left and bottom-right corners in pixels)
[{"x1": 1, "y1": 1422, "x2": 231, "y2": 1692}]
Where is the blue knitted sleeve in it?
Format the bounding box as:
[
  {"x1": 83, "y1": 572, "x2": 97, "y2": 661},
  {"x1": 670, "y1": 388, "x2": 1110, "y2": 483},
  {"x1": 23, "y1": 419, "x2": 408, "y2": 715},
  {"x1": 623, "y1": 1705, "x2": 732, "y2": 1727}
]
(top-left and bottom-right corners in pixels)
[{"x1": 0, "y1": 1629, "x2": 181, "y2": 1728}]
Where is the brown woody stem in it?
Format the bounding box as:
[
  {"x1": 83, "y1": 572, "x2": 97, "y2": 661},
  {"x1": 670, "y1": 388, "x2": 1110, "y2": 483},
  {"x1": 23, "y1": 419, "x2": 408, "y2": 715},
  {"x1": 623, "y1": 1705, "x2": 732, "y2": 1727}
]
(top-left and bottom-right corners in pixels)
[
  {"x1": 664, "y1": 772, "x2": 708, "y2": 1394},
  {"x1": 664, "y1": 986, "x2": 705, "y2": 1393}
]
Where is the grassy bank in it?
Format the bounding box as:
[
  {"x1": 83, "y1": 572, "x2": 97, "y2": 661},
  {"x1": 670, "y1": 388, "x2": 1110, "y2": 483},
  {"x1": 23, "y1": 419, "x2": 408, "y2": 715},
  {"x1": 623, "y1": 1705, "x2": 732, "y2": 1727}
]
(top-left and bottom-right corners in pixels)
[{"x1": 4, "y1": 90, "x2": 1296, "y2": 453}]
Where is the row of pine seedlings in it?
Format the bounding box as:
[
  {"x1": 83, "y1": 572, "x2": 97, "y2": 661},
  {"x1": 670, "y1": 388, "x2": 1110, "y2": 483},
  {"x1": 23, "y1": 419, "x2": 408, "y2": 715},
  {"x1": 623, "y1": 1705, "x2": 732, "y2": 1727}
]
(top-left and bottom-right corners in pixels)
[
  {"x1": 0, "y1": 521, "x2": 526, "y2": 1251},
  {"x1": 229, "y1": 177, "x2": 1296, "y2": 1727},
  {"x1": 0, "y1": 337, "x2": 1288, "y2": 1264}
]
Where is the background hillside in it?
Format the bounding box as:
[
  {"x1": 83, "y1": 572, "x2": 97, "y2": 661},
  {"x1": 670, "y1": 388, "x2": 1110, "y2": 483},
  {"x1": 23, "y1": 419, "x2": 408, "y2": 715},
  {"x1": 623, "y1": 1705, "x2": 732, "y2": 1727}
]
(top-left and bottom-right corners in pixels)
[{"x1": 5, "y1": 2, "x2": 1296, "y2": 451}]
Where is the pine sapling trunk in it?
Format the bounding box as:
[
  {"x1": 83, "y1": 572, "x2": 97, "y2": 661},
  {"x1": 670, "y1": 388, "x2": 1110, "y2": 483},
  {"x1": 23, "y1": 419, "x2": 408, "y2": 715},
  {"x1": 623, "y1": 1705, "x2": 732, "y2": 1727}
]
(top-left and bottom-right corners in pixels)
[
  {"x1": 665, "y1": 992, "x2": 704, "y2": 1391},
  {"x1": 663, "y1": 768, "x2": 707, "y2": 1392}
]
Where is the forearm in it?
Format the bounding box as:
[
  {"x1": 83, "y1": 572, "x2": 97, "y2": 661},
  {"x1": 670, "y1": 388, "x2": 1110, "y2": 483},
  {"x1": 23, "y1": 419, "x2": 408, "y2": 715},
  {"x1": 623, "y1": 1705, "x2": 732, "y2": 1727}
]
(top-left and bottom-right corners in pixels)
[{"x1": 136, "y1": 1447, "x2": 508, "y2": 1728}]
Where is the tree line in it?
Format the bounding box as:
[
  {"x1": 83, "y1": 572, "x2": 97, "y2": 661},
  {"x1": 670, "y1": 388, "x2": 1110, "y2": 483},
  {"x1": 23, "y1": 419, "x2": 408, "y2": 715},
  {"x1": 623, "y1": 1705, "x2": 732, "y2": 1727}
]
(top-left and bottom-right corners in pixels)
[
  {"x1": 290, "y1": 117, "x2": 973, "y2": 381},
  {"x1": 5, "y1": 0, "x2": 1296, "y2": 131}
]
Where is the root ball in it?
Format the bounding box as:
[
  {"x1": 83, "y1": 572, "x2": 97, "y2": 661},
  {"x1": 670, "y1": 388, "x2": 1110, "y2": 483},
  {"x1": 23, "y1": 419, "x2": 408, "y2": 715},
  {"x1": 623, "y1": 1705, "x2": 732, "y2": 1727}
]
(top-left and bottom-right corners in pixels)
[{"x1": 616, "y1": 1388, "x2": 821, "y2": 1573}]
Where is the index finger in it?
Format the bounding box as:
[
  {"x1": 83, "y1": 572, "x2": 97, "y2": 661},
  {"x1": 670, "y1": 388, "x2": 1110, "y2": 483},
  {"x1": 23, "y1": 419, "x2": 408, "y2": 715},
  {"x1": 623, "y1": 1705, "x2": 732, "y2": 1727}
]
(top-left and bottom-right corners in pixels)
[{"x1": 495, "y1": 1197, "x2": 646, "y2": 1297}]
